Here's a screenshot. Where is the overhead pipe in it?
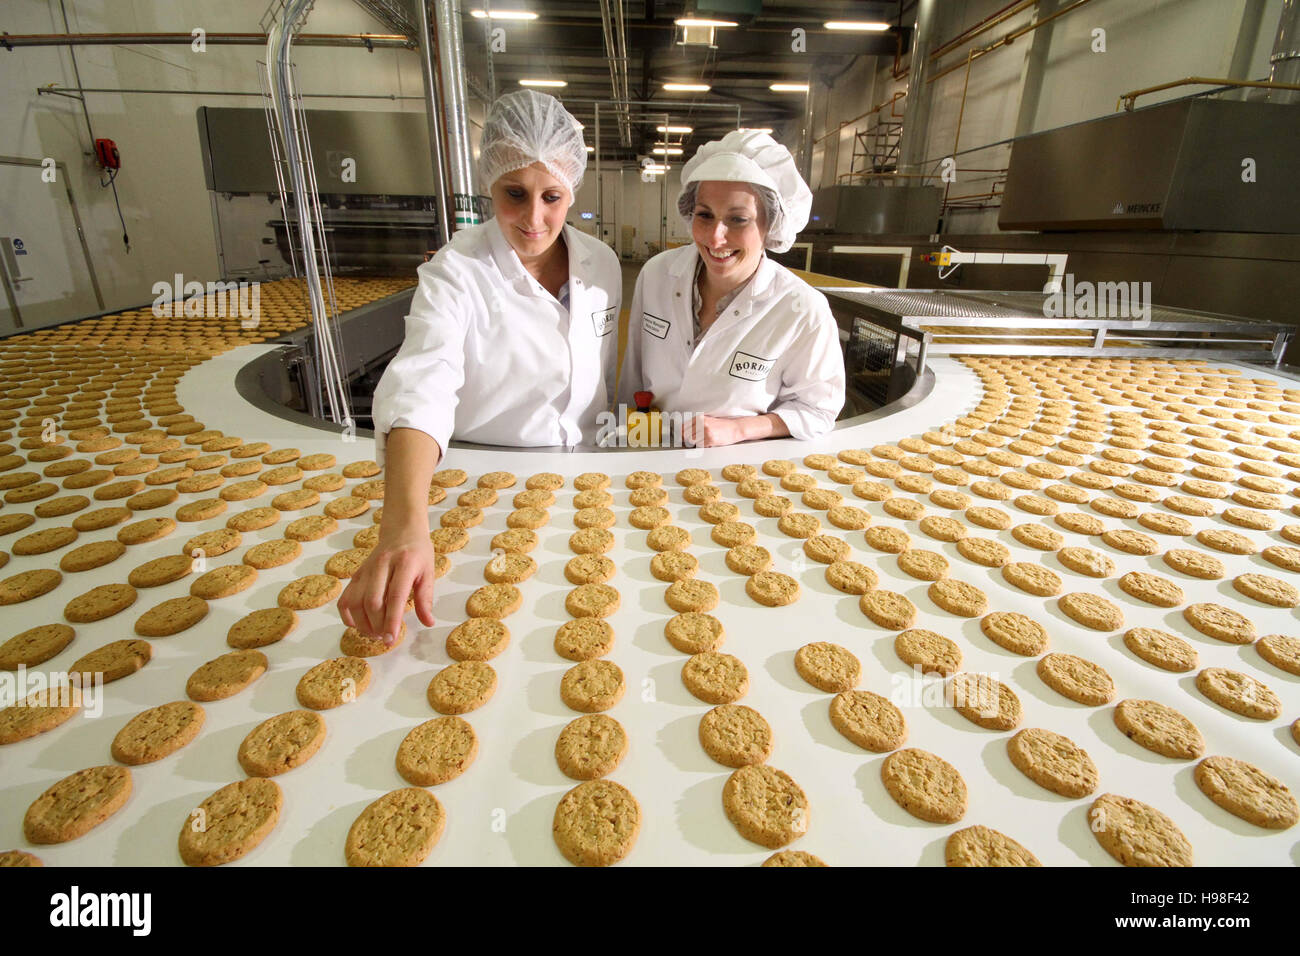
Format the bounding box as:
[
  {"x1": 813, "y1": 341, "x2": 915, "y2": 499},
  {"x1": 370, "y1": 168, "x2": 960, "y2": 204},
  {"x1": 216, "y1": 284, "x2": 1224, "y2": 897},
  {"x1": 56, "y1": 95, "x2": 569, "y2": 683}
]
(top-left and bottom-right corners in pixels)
[
  {"x1": 3, "y1": 31, "x2": 413, "y2": 48},
  {"x1": 415, "y1": 0, "x2": 452, "y2": 247},
  {"x1": 928, "y1": 0, "x2": 1093, "y2": 85},
  {"x1": 434, "y1": 0, "x2": 480, "y2": 230},
  {"x1": 1269, "y1": 0, "x2": 1300, "y2": 103},
  {"x1": 895, "y1": 0, "x2": 938, "y2": 176}
]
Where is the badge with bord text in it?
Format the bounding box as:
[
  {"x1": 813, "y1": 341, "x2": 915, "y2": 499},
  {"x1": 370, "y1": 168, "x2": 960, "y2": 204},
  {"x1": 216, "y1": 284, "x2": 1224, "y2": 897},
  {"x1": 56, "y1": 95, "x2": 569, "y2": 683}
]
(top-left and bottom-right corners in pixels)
[
  {"x1": 729, "y1": 349, "x2": 773, "y2": 382},
  {"x1": 592, "y1": 307, "x2": 616, "y2": 337}
]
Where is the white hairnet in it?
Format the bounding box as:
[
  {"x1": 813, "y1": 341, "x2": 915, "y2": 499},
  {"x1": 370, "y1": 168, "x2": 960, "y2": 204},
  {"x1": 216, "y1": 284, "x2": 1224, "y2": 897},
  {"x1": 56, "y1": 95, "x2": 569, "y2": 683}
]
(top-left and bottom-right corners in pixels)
[
  {"x1": 478, "y1": 89, "x2": 587, "y2": 199},
  {"x1": 678, "y1": 129, "x2": 812, "y2": 252}
]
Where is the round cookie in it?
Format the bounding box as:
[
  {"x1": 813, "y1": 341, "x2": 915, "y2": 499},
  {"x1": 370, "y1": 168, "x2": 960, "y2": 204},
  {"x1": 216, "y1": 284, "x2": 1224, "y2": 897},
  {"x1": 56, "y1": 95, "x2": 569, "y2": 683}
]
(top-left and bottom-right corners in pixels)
[
  {"x1": 859, "y1": 590, "x2": 917, "y2": 630},
  {"x1": 0, "y1": 623, "x2": 75, "y2": 670},
  {"x1": 1162, "y1": 549, "x2": 1224, "y2": 580},
  {"x1": 396, "y1": 716, "x2": 477, "y2": 786},
  {"x1": 744, "y1": 571, "x2": 799, "y2": 607},
  {"x1": 1088, "y1": 793, "x2": 1193, "y2": 867},
  {"x1": 1113, "y1": 699, "x2": 1205, "y2": 759},
  {"x1": 928, "y1": 579, "x2": 988, "y2": 617},
  {"x1": 666, "y1": 579, "x2": 720, "y2": 613},
  {"x1": 552, "y1": 779, "x2": 641, "y2": 866},
  {"x1": 893, "y1": 629, "x2": 961, "y2": 676},
  {"x1": 134, "y1": 595, "x2": 209, "y2": 637},
  {"x1": 896, "y1": 549, "x2": 948, "y2": 581},
  {"x1": 721, "y1": 765, "x2": 809, "y2": 849},
  {"x1": 762, "y1": 850, "x2": 829, "y2": 867},
  {"x1": 1193, "y1": 756, "x2": 1299, "y2": 830},
  {"x1": 1117, "y1": 571, "x2": 1184, "y2": 608},
  {"x1": 296, "y1": 657, "x2": 372, "y2": 710},
  {"x1": 1255, "y1": 632, "x2": 1300, "y2": 676},
  {"x1": 948, "y1": 672, "x2": 1021, "y2": 731},
  {"x1": 1007, "y1": 727, "x2": 1099, "y2": 798},
  {"x1": 446, "y1": 618, "x2": 510, "y2": 661},
  {"x1": 565, "y1": 583, "x2": 621, "y2": 618},
  {"x1": 881, "y1": 749, "x2": 966, "y2": 824},
  {"x1": 1036, "y1": 653, "x2": 1114, "y2": 705},
  {"x1": 186, "y1": 649, "x2": 268, "y2": 701},
  {"x1": 560, "y1": 659, "x2": 626, "y2": 712},
  {"x1": 483, "y1": 551, "x2": 537, "y2": 585},
  {"x1": 555, "y1": 714, "x2": 629, "y2": 780},
  {"x1": 426, "y1": 660, "x2": 497, "y2": 715},
  {"x1": 1058, "y1": 592, "x2": 1123, "y2": 631},
  {"x1": 698, "y1": 704, "x2": 772, "y2": 768},
  {"x1": 227, "y1": 608, "x2": 297, "y2": 649},
  {"x1": 663, "y1": 613, "x2": 724, "y2": 655},
  {"x1": 345, "y1": 788, "x2": 446, "y2": 867},
  {"x1": 554, "y1": 618, "x2": 615, "y2": 661},
  {"x1": 824, "y1": 559, "x2": 876, "y2": 594},
  {"x1": 1001, "y1": 562, "x2": 1061, "y2": 597},
  {"x1": 1182, "y1": 603, "x2": 1255, "y2": 644},
  {"x1": 23, "y1": 766, "x2": 132, "y2": 845},
  {"x1": 682, "y1": 652, "x2": 749, "y2": 704},
  {"x1": 650, "y1": 551, "x2": 698, "y2": 582},
  {"x1": 178, "y1": 778, "x2": 282, "y2": 866},
  {"x1": 980, "y1": 611, "x2": 1049, "y2": 656},
  {"x1": 645, "y1": 525, "x2": 690, "y2": 552},
  {"x1": 829, "y1": 690, "x2": 907, "y2": 752},
  {"x1": 110, "y1": 700, "x2": 205, "y2": 765},
  {"x1": 726, "y1": 544, "x2": 773, "y2": 576},
  {"x1": 1195, "y1": 667, "x2": 1281, "y2": 719},
  {"x1": 793, "y1": 642, "x2": 860, "y2": 693},
  {"x1": 1123, "y1": 627, "x2": 1197, "y2": 672},
  {"x1": 945, "y1": 826, "x2": 1041, "y2": 867}
]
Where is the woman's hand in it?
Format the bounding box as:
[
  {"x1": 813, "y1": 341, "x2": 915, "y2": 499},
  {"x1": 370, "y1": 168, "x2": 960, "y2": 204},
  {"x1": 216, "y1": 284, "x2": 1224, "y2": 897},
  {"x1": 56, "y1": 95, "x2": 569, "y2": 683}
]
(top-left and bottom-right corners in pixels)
[
  {"x1": 682, "y1": 412, "x2": 789, "y2": 448},
  {"x1": 338, "y1": 526, "x2": 439, "y2": 645}
]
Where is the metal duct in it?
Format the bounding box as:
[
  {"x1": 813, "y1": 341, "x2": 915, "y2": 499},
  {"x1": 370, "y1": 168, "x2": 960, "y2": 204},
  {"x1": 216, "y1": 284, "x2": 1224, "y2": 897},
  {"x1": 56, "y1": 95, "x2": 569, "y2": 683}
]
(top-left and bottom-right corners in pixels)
[
  {"x1": 435, "y1": 0, "x2": 481, "y2": 229},
  {"x1": 598, "y1": 0, "x2": 634, "y2": 147},
  {"x1": 415, "y1": 0, "x2": 452, "y2": 247},
  {"x1": 896, "y1": 0, "x2": 938, "y2": 175},
  {"x1": 1270, "y1": 0, "x2": 1300, "y2": 103}
]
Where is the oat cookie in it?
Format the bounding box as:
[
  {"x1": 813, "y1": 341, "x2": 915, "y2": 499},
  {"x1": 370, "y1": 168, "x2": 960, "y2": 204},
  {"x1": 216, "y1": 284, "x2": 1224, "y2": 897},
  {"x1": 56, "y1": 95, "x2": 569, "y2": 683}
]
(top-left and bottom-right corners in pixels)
[
  {"x1": 864, "y1": 526, "x2": 911, "y2": 553},
  {"x1": 744, "y1": 571, "x2": 799, "y2": 607},
  {"x1": 0, "y1": 623, "x2": 75, "y2": 670},
  {"x1": 0, "y1": 686, "x2": 82, "y2": 745},
  {"x1": 1193, "y1": 756, "x2": 1298, "y2": 830},
  {"x1": 663, "y1": 613, "x2": 724, "y2": 654},
  {"x1": 1118, "y1": 571, "x2": 1185, "y2": 608},
  {"x1": 1195, "y1": 667, "x2": 1281, "y2": 719},
  {"x1": 1232, "y1": 572, "x2": 1298, "y2": 607},
  {"x1": 859, "y1": 590, "x2": 917, "y2": 630},
  {"x1": 556, "y1": 714, "x2": 629, "y2": 780},
  {"x1": 1058, "y1": 592, "x2": 1123, "y2": 631},
  {"x1": 682, "y1": 652, "x2": 749, "y2": 704},
  {"x1": 1113, "y1": 699, "x2": 1205, "y2": 759},
  {"x1": 945, "y1": 826, "x2": 1040, "y2": 867},
  {"x1": 24, "y1": 766, "x2": 132, "y2": 844},
  {"x1": 1088, "y1": 793, "x2": 1192, "y2": 867},
  {"x1": 553, "y1": 779, "x2": 641, "y2": 866},
  {"x1": 111, "y1": 700, "x2": 205, "y2": 764},
  {"x1": 698, "y1": 705, "x2": 772, "y2": 768},
  {"x1": 793, "y1": 642, "x2": 860, "y2": 693},
  {"x1": 134, "y1": 595, "x2": 209, "y2": 637},
  {"x1": 186, "y1": 649, "x2": 268, "y2": 701},
  {"x1": 1037, "y1": 653, "x2": 1114, "y2": 705},
  {"x1": 894, "y1": 629, "x2": 961, "y2": 676},
  {"x1": 344, "y1": 788, "x2": 446, "y2": 868},
  {"x1": 1123, "y1": 627, "x2": 1197, "y2": 672},
  {"x1": 1100, "y1": 529, "x2": 1158, "y2": 556},
  {"x1": 829, "y1": 690, "x2": 907, "y2": 751},
  {"x1": 1007, "y1": 728, "x2": 1099, "y2": 798},
  {"x1": 340, "y1": 622, "x2": 407, "y2": 657},
  {"x1": 396, "y1": 716, "x2": 477, "y2": 786},
  {"x1": 979, "y1": 612, "x2": 1048, "y2": 656},
  {"x1": 491, "y1": 528, "x2": 539, "y2": 554},
  {"x1": 896, "y1": 549, "x2": 948, "y2": 581},
  {"x1": 560, "y1": 659, "x2": 626, "y2": 712},
  {"x1": 1182, "y1": 603, "x2": 1255, "y2": 644},
  {"x1": 244, "y1": 538, "x2": 302, "y2": 570},
  {"x1": 427, "y1": 660, "x2": 497, "y2": 715},
  {"x1": 554, "y1": 618, "x2": 615, "y2": 661},
  {"x1": 227, "y1": 608, "x2": 297, "y2": 649},
  {"x1": 1162, "y1": 549, "x2": 1224, "y2": 579},
  {"x1": 824, "y1": 559, "x2": 876, "y2": 594},
  {"x1": 929, "y1": 579, "x2": 988, "y2": 617},
  {"x1": 565, "y1": 583, "x2": 621, "y2": 618},
  {"x1": 949, "y1": 673, "x2": 1021, "y2": 730},
  {"x1": 1001, "y1": 562, "x2": 1062, "y2": 597},
  {"x1": 297, "y1": 657, "x2": 372, "y2": 710},
  {"x1": 712, "y1": 520, "x2": 757, "y2": 548},
  {"x1": 722, "y1": 765, "x2": 809, "y2": 848},
  {"x1": 1255, "y1": 633, "x2": 1300, "y2": 676},
  {"x1": 881, "y1": 749, "x2": 966, "y2": 824},
  {"x1": 570, "y1": 527, "x2": 615, "y2": 555}
]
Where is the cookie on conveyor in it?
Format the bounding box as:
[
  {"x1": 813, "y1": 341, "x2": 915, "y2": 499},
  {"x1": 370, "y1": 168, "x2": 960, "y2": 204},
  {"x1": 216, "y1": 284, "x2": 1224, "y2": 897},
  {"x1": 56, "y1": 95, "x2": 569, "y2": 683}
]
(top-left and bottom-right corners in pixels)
[
  {"x1": 345, "y1": 787, "x2": 446, "y2": 867},
  {"x1": 69, "y1": 638, "x2": 151, "y2": 684},
  {"x1": 565, "y1": 583, "x2": 621, "y2": 618},
  {"x1": 341, "y1": 622, "x2": 407, "y2": 657},
  {"x1": 297, "y1": 657, "x2": 372, "y2": 710},
  {"x1": 446, "y1": 618, "x2": 510, "y2": 661},
  {"x1": 1193, "y1": 755, "x2": 1298, "y2": 830},
  {"x1": 1001, "y1": 562, "x2": 1061, "y2": 597},
  {"x1": 721, "y1": 764, "x2": 809, "y2": 849},
  {"x1": 645, "y1": 525, "x2": 690, "y2": 552},
  {"x1": 1255, "y1": 633, "x2": 1300, "y2": 676},
  {"x1": 186, "y1": 649, "x2": 268, "y2": 701},
  {"x1": 896, "y1": 548, "x2": 948, "y2": 581},
  {"x1": 893, "y1": 628, "x2": 960, "y2": 676},
  {"x1": 762, "y1": 850, "x2": 828, "y2": 867},
  {"x1": 945, "y1": 826, "x2": 1041, "y2": 867},
  {"x1": 178, "y1": 778, "x2": 282, "y2": 866},
  {"x1": 1112, "y1": 699, "x2": 1205, "y2": 759},
  {"x1": 134, "y1": 595, "x2": 209, "y2": 637},
  {"x1": 1232, "y1": 572, "x2": 1299, "y2": 608},
  {"x1": 560, "y1": 659, "x2": 626, "y2": 712},
  {"x1": 277, "y1": 573, "x2": 341, "y2": 610},
  {"x1": 0, "y1": 687, "x2": 82, "y2": 745},
  {"x1": 928, "y1": 579, "x2": 988, "y2": 617},
  {"x1": 698, "y1": 704, "x2": 772, "y2": 768},
  {"x1": 726, "y1": 544, "x2": 772, "y2": 576},
  {"x1": 881, "y1": 748, "x2": 966, "y2": 824},
  {"x1": 1195, "y1": 667, "x2": 1281, "y2": 720},
  {"x1": 24, "y1": 765, "x2": 132, "y2": 844},
  {"x1": 564, "y1": 554, "x2": 616, "y2": 585},
  {"x1": 64, "y1": 582, "x2": 137, "y2": 623},
  {"x1": 859, "y1": 590, "x2": 917, "y2": 630},
  {"x1": 1036, "y1": 653, "x2": 1115, "y2": 705},
  {"x1": 467, "y1": 583, "x2": 524, "y2": 618},
  {"x1": 682, "y1": 651, "x2": 749, "y2": 704},
  {"x1": 663, "y1": 613, "x2": 723, "y2": 654},
  {"x1": 1122, "y1": 627, "x2": 1198, "y2": 672},
  {"x1": 0, "y1": 850, "x2": 44, "y2": 866},
  {"x1": 555, "y1": 713, "x2": 629, "y2": 780},
  {"x1": 0, "y1": 623, "x2": 75, "y2": 670},
  {"x1": 555, "y1": 618, "x2": 615, "y2": 661},
  {"x1": 650, "y1": 551, "x2": 698, "y2": 582},
  {"x1": 396, "y1": 715, "x2": 477, "y2": 786},
  {"x1": 948, "y1": 672, "x2": 1021, "y2": 730},
  {"x1": 1088, "y1": 793, "x2": 1193, "y2": 867},
  {"x1": 743, "y1": 571, "x2": 799, "y2": 607},
  {"x1": 1058, "y1": 592, "x2": 1123, "y2": 631},
  {"x1": 824, "y1": 559, "x2": 876, "y2": 594},
  {"x1": 552, "y1": 779, "x2": 641, "y2": 866},
  {"x1": 979, "y1": 611, "x2": 1048, "y2": 657},
  {"x1": 793, "y1": 642, "x2": 860, "y2": 693},
  {"x1": 110, "y1": 700, "x2": 205, "y2": 765},
  {"x1": 829, "y1": 690, "x2": 906, "y2": 752},
  {"x1": 426, "y1": 660, "x2": 497, "y2": 715},
  {"x1": 1182, "y1": 603, "x2": 1256, "y2": 644},
  {"x1": 1007, "y1": 727, "x2": 1098, "y2": 798},
  {"x1": 237, "y1": 709, "x2": 326, "y2": 777},
  {"x1": 1117, "y1": 571, "x2": 1185, "y2": 608},
  {"x1": 227, "y1": 607, "x2": 297, "y2": 649}
]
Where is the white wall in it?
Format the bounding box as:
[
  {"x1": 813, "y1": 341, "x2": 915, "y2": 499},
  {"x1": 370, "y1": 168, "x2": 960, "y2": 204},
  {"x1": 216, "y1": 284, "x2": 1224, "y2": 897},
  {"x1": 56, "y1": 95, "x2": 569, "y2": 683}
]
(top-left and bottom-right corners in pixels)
[{"x1": 813, "y1": 0, "x2": 1286, "y2": 235}]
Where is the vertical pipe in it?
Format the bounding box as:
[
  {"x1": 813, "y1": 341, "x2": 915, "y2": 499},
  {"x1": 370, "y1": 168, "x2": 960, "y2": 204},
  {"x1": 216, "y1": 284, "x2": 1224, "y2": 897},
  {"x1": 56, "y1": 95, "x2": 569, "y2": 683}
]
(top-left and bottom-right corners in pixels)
[
  {"x1": 896, "y1": 0, "x2": 939, "y2": 175},
  {"x1": 595, "y1": 103, "x2": 602, "y2": 243},
  {"x1": 799, "y1": 82, "x2": 815, "y2": 183},
  {"x1": 1269, "y1": 0, "x2": 1300, "y2": 103},
  {"x1": 416, "y1": 0, "x2": 452, "y2": 246},
  {"x1": 435, "y1": 0, "x2": 480, "y2": 229}
]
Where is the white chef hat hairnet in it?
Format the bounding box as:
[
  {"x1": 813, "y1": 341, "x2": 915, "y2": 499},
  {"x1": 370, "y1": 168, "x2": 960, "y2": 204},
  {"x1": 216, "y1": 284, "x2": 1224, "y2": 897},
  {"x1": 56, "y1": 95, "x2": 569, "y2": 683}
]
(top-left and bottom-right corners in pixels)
[
  {"x1": 477, "y1": 89, "x2": 587, "y2": 199},
  {"x1": 677, "y1": 128, "x2": 812, "y2": 253}
]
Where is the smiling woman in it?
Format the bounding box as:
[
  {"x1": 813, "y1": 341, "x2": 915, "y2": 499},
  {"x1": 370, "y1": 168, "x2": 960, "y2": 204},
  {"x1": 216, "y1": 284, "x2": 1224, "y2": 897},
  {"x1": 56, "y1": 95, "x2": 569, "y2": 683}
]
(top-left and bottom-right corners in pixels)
[{"x1": 338, "y1": 90, "x2": 622, "y2": 644}]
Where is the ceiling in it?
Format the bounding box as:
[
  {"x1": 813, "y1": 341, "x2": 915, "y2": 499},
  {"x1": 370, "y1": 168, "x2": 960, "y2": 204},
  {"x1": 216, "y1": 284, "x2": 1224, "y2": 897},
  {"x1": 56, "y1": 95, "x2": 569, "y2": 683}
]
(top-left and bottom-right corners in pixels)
[{"x1": 359, "y1": 1, "x2": 910, "y2": 164}]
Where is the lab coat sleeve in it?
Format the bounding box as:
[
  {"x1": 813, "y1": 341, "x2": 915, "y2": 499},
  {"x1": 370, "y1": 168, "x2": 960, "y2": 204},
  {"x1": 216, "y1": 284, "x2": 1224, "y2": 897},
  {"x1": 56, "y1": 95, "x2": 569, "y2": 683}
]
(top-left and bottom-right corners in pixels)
[
  {"x1": 598, "y1": 243, "x2": 622, "y2": 408},
  {"x1": 616, "y1": 265, "x2": 648, "y2": 410},
  {"x1": 769, "y1": 292, "x2": 846, "y2": 441},
  {"x1": 370, "y1": 256, "x2": 473, "y2": 470}
]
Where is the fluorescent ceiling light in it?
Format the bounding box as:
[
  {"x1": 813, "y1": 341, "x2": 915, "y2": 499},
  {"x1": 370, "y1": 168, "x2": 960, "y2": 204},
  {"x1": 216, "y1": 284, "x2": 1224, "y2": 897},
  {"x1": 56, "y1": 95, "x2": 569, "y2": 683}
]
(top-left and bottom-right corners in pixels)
[
  {"x1": 657, "y1": 125, "x2": 693, "y2": 133},
  {"x1": 519, "y1": 79, "x2": 567, "y2": 87},
  {"x1": 585, "y1": 145, "x2": 595, "y2": 152},
  {"x1": 749, "y1": 127, "x2": 773, "y2": 134},
  {"x1": 470, "y1": 9, "x2": 538, "y2": 19},
  {"x1": 663, "y1": 83, "x2": 711, "y2": 92},
  {"x1": 652, "y1": 147, "x2": 684, "y2": 155},
  {"x1": 824, "y1": 21, "x2": 890, "y2": 31},
  {"x1": 674, "y1": 17, "x2": 737, "y2": 27},
  {"x1": 769, "y1": 82, "x2": 809, "y2": 92}
]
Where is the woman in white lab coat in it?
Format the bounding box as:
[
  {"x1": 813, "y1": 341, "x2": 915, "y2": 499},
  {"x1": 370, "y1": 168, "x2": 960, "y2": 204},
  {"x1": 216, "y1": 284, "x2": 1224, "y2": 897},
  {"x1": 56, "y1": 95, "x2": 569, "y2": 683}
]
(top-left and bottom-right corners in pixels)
[
  {"x1": 619, "y1": 129, "x2": 844, "y2": 447},
  {"x1": 340, "y1": 90, "x2": 620, "y2": 643}
]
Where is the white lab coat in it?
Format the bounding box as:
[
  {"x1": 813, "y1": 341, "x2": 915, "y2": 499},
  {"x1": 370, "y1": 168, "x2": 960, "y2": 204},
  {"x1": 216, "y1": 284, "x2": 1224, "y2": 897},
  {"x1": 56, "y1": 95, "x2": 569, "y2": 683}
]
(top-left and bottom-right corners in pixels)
[
  {"x1": 371, "y1": 218, "x2": 621, "y2": 466},
  {"x1": 618, "y1": 245, "x2": 845, "y2": 441}
]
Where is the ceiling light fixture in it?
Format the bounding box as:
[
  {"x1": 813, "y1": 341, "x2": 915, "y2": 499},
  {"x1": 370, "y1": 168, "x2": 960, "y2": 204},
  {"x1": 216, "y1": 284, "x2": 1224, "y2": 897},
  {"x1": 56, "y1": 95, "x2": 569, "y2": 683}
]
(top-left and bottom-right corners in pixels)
[
  {"x1": 657, "y1": 125, "x2": 693, "y2": 134},
  {"x1": 824, "y1": 21, "x2": 890, "y2": 31},
  {"x1": 769, "y1": 82, "x2": 810, "y2": 93},
  {"x1": 470, "y1": 9, "x2": 538, "y2": 20},
  {"x1": 674, "y1": 17, "x2": 737, "y2": 27},
  {"x1": 519, "y1": 79, "x2": 567, "y2": 88},
  {"x1": 663, "y1": 83, "x2": 711, "y2": 92},
  {"x1": 652, "y1": 147, "x2": 684, "y2": 155}
]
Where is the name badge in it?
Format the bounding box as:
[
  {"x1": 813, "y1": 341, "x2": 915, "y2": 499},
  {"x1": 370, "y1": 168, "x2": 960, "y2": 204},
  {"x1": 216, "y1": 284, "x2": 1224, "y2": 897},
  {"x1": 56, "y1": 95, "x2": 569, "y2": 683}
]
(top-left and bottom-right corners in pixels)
[
  {"x1": 643, "y1": 313, "x2": 670, "y2": 339},
  {"x1": 592, "y1": 307, "x2": 616, "y2": 337},
  {"x1": 729, "y1": 349, "x2": 773, "y2": 382}
]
